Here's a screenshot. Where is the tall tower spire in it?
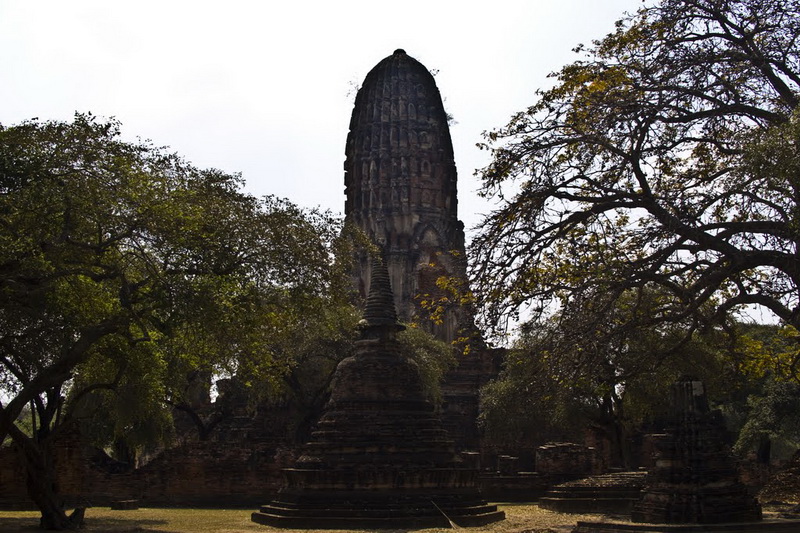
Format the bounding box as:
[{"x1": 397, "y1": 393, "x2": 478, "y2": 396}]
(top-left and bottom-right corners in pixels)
[
  {"x1": 359, "y1": 255, "x2": 405, "y2": 335},
  {"x1": 344, "y1": 49, "x2": 466, "y2": 341}
]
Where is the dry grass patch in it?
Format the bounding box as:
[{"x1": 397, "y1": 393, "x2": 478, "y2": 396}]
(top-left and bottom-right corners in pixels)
[{"x1": 0, "y1": 504, "x2": 607, "y2": 532}]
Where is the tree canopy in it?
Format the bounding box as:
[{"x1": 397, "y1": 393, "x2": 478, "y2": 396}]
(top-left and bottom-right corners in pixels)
[
  {"x1": 471, "y1": 0, "x2": 800, "y2": 373},
  {"x1": 0, "y1": 114, "x2": 354, "y2": 529}
]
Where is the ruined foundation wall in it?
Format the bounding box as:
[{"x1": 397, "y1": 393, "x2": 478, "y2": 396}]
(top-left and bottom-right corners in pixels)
[{"x1": 0, "y1": 435, "x2": 291, "y2": 509}]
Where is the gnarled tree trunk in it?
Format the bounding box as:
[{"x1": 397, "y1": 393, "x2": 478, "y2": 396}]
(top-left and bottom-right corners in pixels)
[{"x1": 12, "y1": 424, "x2": 83, "y2": 530}]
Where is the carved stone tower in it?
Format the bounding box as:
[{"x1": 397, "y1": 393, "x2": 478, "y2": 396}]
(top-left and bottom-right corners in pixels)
[{"x1": 344, "y1": 48, "x2": 467, "y2": 342}]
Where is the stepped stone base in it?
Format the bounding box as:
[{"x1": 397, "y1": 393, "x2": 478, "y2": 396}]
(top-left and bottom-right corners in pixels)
[
  {"x1": 539, "y1": 472, "x2": 646, "y2": 514},
  {"x1": 632, "y1": 485, "x2": 763, "y2": 524},
  {"x1": 573, "y1": 519, "x2": 800, "y2": 532},
  {"x1": 251, "y1": 489, "x2": 504, "y2": 529},
  {"x1": 479, "y1": 472, "x2": 549, "y2": 502},
  {"x1": 251, "y1": 258, "x2": 504, "y2": 529}
]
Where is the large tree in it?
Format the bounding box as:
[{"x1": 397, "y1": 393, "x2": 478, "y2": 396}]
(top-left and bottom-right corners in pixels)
[
  {"x1": 472, "y1": 0, "x2": 800, "y2": 372},
  {"x1": 0, "y1": 115, "x2": 350, "y2": 529},
  {"x1": 480, "y1": 297, "x2": 741, "y2": 468}
]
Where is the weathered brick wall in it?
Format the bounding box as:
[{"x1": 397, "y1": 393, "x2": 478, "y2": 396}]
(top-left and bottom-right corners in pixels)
[
  {"x1": 0, "y1": 431, "x2": 91, "y2": 509},
  {"x1": 0, "y1": 442, "x2": 31, "y2": 509},
  {"x1": 0, "y1": 435, "x2": 293, "y2": 509},
  {"x1": 536, "y1": 442, "x2": 598, "y2": 480},
  {"x1": 127, "y1": 440, "x2": 292, "y2": 507}
]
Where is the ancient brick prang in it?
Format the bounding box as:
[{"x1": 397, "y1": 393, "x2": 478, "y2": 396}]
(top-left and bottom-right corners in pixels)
[
  {"x1": 343, "y1": 49, "x2": 503, "y2": 453},
  {"x1": 344, "y1": 48, "x2": 467, "y2": 343},
  {"x1": 251, "y1": 259, "x2": 504, "y2": 528}
]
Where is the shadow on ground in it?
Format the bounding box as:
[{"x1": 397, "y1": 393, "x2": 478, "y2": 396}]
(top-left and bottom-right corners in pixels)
[{"x1": 0, "y1": 516, "x2": 170, "y2": 532}]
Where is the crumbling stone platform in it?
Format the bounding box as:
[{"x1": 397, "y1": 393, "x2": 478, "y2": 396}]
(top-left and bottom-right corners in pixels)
[
  {"x1": 573, "y1": 519, "x2": 800, "y2": 532},
  {"x1": 253, "y1": 490, "x2": 502, "y2": 529},
  {"x1": 109, "y1": 499, "x2": 139, "y2": 510},
  {"x1": 540, "y1": 472, "x2": 647, "y2": 514}
]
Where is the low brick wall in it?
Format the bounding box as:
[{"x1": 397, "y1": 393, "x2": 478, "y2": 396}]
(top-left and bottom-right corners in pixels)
[
  {"x1": 0, "y1": 435, "x2": 293, "y2": 509},
  {"x1": 536, "y1": 442, "x2": 597, "y2": 481}
]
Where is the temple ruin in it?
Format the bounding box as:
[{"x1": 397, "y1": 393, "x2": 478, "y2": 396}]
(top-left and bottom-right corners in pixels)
[
  {"x1": 632, "y1": 377, "x2": 762, "y2": 524},
  {"x1": 344, "y1": 48, "x2": 469, "y2": 343},
  {"x1": 343, "y1": 48, "x2": 500, "y2": 452},
  {"x1": 251, "y1": 259, "x2": 504, "y2": 528},
  {"x1": 574, "y1": 378, "x2": 779, "y2": 533}
]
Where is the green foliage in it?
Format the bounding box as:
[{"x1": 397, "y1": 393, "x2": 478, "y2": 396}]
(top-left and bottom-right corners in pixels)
[
  {"x1": 68, "y1": 338, "x2": 175, "y2": 455},
  {"x1": 735, "y1": 323, "x2": 800, "y2": 383},
  {"x1": 479, "y1": 346, "x2": 583, "y2": 449},
  {"x1": 397, "y1": 326, "x2": 457, "y2": 406},
  {"x1": 471, "y1": 0, "x2": 800, "y2": 367},
  {"x1": 0, "y1": 113, "x2": 359, "y2": 526},
  {"x1": 1, "y1": 114, "x2": 181, "y2": 439},
  {"x1": 473, "y1": 0, "x2": 800, "y2": 457},
  {"x1": 480, "y1": 289, "x2": 742, "y2": 464},
  {"x1": 268, "y1": 301, "x2": 361, "y2": 442},
  {"x1": 733, "y1": 378, "x2": 800, "y2": 461},
  {"x1": 711, "y1": 323, "x2": 800, "y2": 461}
]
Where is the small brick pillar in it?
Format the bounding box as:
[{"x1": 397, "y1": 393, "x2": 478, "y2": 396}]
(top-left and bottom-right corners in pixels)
[{"x1": 536, "y1": 442, "x2": 594, "y2": 481}]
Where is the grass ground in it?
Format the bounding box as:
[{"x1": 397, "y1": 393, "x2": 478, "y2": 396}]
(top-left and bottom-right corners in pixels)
[{"x1": 0, "y1": 504, "x2": 607, "y2": 532}]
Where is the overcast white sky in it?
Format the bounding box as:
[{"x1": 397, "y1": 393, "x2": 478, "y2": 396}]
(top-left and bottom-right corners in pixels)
[{"x1": 1, "y1": 0, "x2": 644, "y2": 234}]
